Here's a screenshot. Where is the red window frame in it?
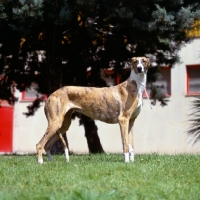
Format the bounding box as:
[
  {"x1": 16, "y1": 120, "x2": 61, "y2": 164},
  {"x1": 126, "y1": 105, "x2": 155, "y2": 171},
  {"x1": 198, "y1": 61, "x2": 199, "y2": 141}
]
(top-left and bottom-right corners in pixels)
[
  {"x1": 103, "y1": 69, "x2": 120, "y2": 85},
  {"x1": 21, "y1": 92, "x2": 46, "y2": 101},
  {"x1": 186, "y1": 65, "x2": 200, "y2": 96},
  {"x1": 143, "y1": 67, "x2": 171, "y2": 98},
  {"x1": 21, "y1": 82, "x2": 46, "y2": 101},
  {"x1": 87, "y1": 68, "x2": 120, "y2": 86},
  {"x1": 158, "y1": 67, "x2": 171, "y2": 96}
]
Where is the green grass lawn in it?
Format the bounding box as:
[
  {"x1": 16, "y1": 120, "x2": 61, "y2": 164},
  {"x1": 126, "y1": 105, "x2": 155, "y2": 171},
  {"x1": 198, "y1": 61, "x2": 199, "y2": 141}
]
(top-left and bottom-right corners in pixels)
[{"x1": 0, "y1": 154, "x2": 200, "y2": 200}]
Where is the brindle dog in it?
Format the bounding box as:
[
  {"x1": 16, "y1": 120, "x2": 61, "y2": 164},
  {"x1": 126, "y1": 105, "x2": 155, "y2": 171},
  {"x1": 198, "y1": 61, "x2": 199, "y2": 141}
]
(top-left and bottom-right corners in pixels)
[{"x1": 36, "y1": 57, "x2": 151, "y2": 163}]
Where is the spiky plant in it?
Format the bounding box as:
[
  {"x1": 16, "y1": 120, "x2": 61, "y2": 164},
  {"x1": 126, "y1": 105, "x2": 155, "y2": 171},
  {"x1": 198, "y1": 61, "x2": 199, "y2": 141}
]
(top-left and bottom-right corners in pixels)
[
  {"x1": 188, "y1": 97, "x2": 200, "y2": 144},
  {"x1": 188, "y1": 47, "x2": 200, "y2": 144}
]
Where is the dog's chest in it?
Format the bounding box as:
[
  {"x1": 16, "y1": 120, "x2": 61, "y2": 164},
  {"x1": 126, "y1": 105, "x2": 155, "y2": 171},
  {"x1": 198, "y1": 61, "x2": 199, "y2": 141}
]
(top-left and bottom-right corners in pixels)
[
  {"x1": 130, "y1": 71, "x2": 146, "y2": 107},
  {"x1": 131, "y1": 105, "x2": 141, "y2": 119},
  {"x1": 137, "y1": 84, "x2": 144, "y2": 107},
  {"x1": 133, "y1": 75, "x2": 146, "y2": 107}
]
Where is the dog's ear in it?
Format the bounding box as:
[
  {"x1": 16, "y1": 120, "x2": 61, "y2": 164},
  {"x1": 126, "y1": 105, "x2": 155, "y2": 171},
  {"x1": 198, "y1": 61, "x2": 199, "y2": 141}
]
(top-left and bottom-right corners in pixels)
[
  {"x1": 131, "y1": 57, "x2": 137, "y2": 63},
  {"x1": 146, "y1": 57, "x2": 151, "y2": 67}
]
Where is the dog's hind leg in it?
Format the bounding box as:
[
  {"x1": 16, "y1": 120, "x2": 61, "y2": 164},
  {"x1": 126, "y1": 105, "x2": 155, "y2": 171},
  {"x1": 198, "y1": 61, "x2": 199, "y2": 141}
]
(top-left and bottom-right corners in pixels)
[
  {"x1": 58, "y1": 109, "x2": 73, "y2": 162},
  {"x1": 44, "y1": 109, "x2": 73, "y2": 162},
  {"x1": 57, "y1": 132, "x2": 70, "y2": 162},
  {"x1": 36, "y1": 121, "x2": 61, "y2": 164}
]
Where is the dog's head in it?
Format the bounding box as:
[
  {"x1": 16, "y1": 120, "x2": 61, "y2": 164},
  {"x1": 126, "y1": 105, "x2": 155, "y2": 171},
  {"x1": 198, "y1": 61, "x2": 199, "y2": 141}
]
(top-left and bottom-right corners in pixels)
[{"x1": 131, "y1": 57, "x2": 150, "y2": 74}]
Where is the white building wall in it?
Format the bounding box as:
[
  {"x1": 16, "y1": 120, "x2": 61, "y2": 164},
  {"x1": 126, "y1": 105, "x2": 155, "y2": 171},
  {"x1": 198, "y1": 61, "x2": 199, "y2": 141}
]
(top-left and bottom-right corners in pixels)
[{"x1": 12, "y1": 38, "x2": 200, "y2": 154}]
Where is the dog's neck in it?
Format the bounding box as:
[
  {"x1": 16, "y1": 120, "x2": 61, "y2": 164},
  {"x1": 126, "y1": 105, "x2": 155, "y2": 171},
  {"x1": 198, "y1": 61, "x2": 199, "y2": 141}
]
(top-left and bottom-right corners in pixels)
[{"x1": 129, "y1": 70, "x2": 147, "y2": 107}]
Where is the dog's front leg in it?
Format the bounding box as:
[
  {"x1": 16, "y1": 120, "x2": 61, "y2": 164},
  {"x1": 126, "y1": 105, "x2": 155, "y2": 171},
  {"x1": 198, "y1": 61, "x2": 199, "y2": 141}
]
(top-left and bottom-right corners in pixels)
[
  {"x1": 128, "y1": 118, "x2": 135, "y2": 162},
  {"x1": 119, "y1": 116, "x2": 130, "y2": 162}
]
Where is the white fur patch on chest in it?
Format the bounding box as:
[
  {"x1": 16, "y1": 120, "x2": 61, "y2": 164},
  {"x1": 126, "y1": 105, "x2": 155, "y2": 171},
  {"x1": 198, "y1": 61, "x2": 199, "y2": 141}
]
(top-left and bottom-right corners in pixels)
[{"x1": 130, "y1": 71, "x2": 146, "y2": 107}]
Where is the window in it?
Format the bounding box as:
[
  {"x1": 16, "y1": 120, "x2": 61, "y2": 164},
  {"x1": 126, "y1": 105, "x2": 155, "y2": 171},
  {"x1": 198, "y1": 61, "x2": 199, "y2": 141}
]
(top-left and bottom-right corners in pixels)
[
  {"x1": 22, "y1": 82, "x2": 46, "y2": 101},
  {"x1": 144, "y1": 67, "x2": 171, "y2": 97},
  {"x1": 155, "y1": 67, "x2": 171, "y2": 96},
  {"x1": 186, "y1": 65, "x2": 200, "y2": 95}
]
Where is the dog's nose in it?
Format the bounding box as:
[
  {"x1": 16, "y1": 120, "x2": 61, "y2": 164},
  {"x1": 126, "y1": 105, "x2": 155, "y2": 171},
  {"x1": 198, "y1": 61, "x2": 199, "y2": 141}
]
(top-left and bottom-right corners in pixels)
[{"x1": 137, "y1": 66, "x2": 142, "y2": 73}]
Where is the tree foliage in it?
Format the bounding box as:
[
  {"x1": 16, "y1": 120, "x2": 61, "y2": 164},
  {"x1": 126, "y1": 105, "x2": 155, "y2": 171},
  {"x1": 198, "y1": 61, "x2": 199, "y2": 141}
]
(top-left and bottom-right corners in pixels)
[{"x1": 0, "y1": 0, "x2": 200, "y2": 99}]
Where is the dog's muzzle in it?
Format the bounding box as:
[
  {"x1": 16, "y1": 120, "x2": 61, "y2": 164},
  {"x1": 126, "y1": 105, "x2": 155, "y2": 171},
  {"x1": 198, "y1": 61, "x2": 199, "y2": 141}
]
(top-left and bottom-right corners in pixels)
[{"x1": 137, "y1": 65, "x2": 143, "y2": 73}]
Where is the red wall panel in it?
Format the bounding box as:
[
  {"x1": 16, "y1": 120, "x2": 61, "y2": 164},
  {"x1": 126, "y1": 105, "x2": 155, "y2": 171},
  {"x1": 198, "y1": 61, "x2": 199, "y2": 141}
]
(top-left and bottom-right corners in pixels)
[{"x1": 0, "y1": 104, "x2": 13, "y2": 152}]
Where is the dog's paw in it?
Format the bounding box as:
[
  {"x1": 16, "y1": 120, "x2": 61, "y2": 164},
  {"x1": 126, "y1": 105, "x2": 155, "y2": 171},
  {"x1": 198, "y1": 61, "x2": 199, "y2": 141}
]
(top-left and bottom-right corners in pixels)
[
  {"x1": 129, "y1": 154, "x2": 134, "y2": 162},
  {"x1": 64, "y1": 148, "x2": 69, "y2": 162},
  {"x1": 124, "y1": 153, "x2": 130, "y2": 163},
  {"x1": 38, "y1": 158, "x2": 43, "y2": 164}
]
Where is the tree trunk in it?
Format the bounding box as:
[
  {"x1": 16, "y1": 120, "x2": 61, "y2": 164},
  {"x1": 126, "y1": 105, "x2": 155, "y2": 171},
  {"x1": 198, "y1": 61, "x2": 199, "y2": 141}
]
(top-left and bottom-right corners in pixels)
[
  {"x1": 43, "y1": 2, "x2": 104, "y2": 154},
  {"x1": 79, "y1": 114, "x2": 104, "y2": 153}
]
